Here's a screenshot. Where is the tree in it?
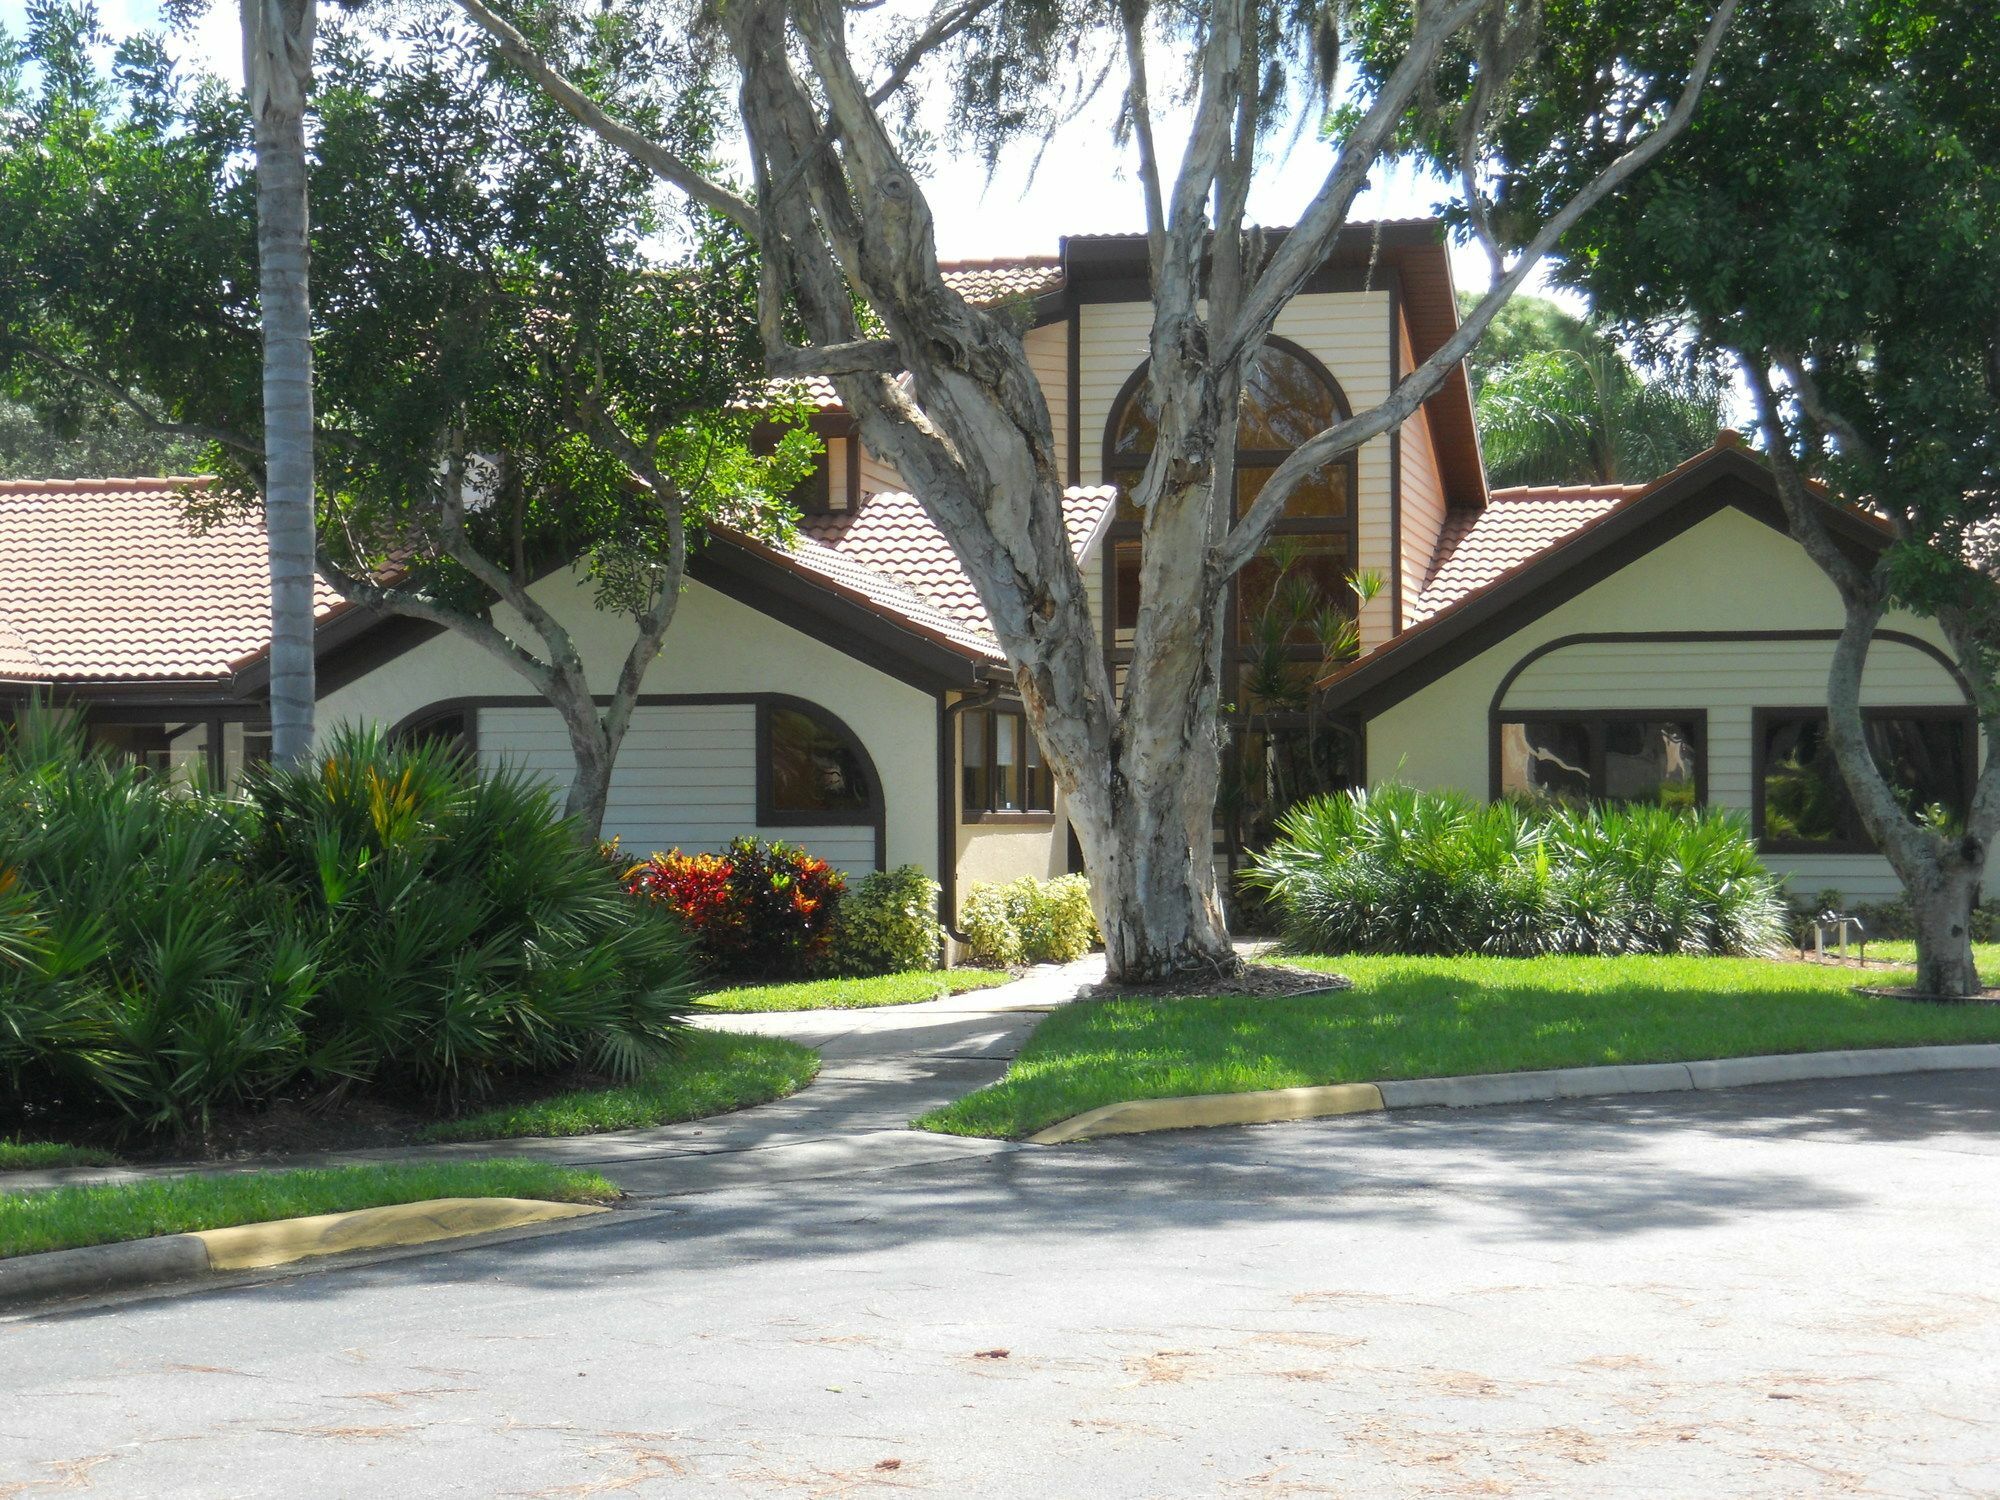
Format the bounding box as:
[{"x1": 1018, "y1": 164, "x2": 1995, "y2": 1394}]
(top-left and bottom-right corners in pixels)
[
  {"x1": 0, "y1": 397, "x2": 203, "y2": 479},
  {"x1": 237, "y1": 0, "x2": 318, "y2": 766},
  {"x1": 1458, "y1": 0, "x2": 2000, "y2": 996},
  {"x1": 457, "y1": 0, "x2": 1740, "y2": 980},
  {"x1": 0, "y1": 2, "x2": 811, "y2": 838},
  {"x1": 1461, "y1": 295, "x2": 1727, "y2": 488}
]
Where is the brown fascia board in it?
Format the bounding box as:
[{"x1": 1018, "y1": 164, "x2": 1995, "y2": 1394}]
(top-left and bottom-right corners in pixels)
[{"x1": 1318, "y1": 446, "x2": 1890, "y2": 721}]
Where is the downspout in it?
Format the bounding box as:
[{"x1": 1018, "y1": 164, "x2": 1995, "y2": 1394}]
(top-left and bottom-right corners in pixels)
[{"x1": 937, "y1": 679, "x2": 1004, "y2": 950}]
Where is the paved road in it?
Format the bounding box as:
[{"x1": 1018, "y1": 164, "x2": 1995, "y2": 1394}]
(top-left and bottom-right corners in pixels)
[{"x1": 5, "y1": 1072, "x2": 1998, "y2": 1497}]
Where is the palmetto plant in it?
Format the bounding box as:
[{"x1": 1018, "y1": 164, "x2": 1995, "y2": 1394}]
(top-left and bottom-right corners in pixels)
[
  {"x1": 1248, "y1": 784, "x2": 1785, "y2": 958},
  {"x1": 0, "y1": 710, "x2": 694, "y2": 1142}
]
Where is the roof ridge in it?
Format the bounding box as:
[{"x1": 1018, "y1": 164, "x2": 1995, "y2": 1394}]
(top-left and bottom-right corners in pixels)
[
  {"x1": 0, "y1": 475, "x2": 214, "y2": 494},
  {"x1": 938, "y1": 254, "x2": 1061, "y2": 270}
]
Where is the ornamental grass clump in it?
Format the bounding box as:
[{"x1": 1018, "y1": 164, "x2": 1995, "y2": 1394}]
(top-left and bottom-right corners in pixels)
[{"x1": 1248, "y1": 784, "x2": 1785, "y2": 958}]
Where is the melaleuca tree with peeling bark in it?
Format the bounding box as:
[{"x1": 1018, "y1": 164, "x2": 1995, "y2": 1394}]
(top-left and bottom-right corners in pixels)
[
  {"x1": 455, "y1": 0, "x2": 1738, "y2": 980},
  {"x1": 1428, "y1": 0, "x2": 2000, "y2": 997},
  {"x1": 0, "y1": 4, "x2": 812, "y2": 839}
]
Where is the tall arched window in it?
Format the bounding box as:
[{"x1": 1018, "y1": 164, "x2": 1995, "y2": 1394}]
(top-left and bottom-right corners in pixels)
[{"x1": 1102, "y1": 338, "x2": 1361, "y2": 854}]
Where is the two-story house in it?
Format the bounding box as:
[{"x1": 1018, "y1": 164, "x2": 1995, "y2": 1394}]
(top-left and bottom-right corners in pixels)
[{"x1": 0, "y1": 222, "x2": 1973, "y2": 921}]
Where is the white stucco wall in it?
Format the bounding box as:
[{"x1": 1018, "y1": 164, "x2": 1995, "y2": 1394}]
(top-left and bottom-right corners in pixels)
[
  {"x1": 317, "y1": 570, "x2": 942, "y2": 875},
  {"x1": 1364, "y1": 506, "x2": 1969, "y2": 903}
]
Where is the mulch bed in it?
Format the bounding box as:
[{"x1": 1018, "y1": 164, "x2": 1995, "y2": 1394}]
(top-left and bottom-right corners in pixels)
[
  {"x1": 1087, "y1": 961, "x2": 1353, "y2": 1002},
  {"x1": 1852, "y1": 985, "x2": 2000, "y2": 1006}
]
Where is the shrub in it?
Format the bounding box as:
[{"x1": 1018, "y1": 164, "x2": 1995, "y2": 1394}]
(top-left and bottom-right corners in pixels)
[
  {"x1": 0, "y1": 713, "x2": 695, "y2": 1140},
  {"x1": 960, "y1": 874, "x2": 1101, "y2": 967},
  {"x1": 241, "y1": 728, "x2": 695, "y2": 1104},
  {"x1": 623, "y1": 836, "x2": 844, "y2": 977},
  {"x1": 1248, "y1": 784, "x2": 1786, "y2": 958},
  {"x1": 827, "y1": 866, "x2": 942, "y2": 976}
]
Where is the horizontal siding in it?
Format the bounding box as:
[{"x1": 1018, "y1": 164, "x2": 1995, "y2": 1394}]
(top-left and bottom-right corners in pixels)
[
  {"x1": 478, "y1": 703, "x2": 875, "y2": 873},
  {"x1": 858, "y1": 445, "x2": 904, "y2": 497},
  {"x1": 1395, "y1": 311, "x2": 1447, "y2": 627},
  {"x1": 1025, "y1": 321, "x2": 1069, "y2": 482}
]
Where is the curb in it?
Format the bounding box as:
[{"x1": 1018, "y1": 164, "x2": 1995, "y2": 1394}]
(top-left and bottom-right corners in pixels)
[
  {"x1": 1027, "y1": 1042, "x2": 2000, "y2": 1144},
  {"x1": 0, "y1": 1196, "x2": 608, "y2": 1311}
]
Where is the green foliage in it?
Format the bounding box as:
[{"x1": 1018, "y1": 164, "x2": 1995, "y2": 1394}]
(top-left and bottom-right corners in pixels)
[
  {"x1": 1460, "y1": 296, "x2": 1730, "y2": 488},
  {"x1": 961, "y1": 875, "x2": 1100, "y2": 968},
  {"x1": 0, "y1": 0, "x2": 812, "y2": 665},
  {"x1": 1248, "y1": 784, "x2": 1785, "y2": 959},
  {"x1": 825, "y1": 866, "x2": 943, "y2": 977},
  {"x1": 240, "y1": 727, "x2": 696, "y2": 1103},
  {"x1": 698, "y1": 967, "x2": 1009, "y2": 1013},
  {"x1": 0, "y1": 711, "x2": 694, "y2": 1141},
  {"x1": 0, "y1": 396, "x2": 201, "y2": 479}
]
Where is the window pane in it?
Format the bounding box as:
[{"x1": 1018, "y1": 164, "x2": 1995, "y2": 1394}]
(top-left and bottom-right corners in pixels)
[
  {"x1": 1761, "y1": 717, "x2": 1849, "y2": 844},
  {"x1": 1235, "y1": 464, "x2": 1350, "y2": 522},
  {"x1": 993, "y1": 713, "x2": 1022, "y2": 812},
  {"x1": 961, "y1": 709, "x2": 990, "y2": 813},
  {"x1": 1867, "y1": 717, "x2": 1970, "y2": 829},
  {"x1": 1025, "y1": 734, "x2": 1053, "y2": 812},
  {"x1": 1112, "y1": 541, "x2": 1142, "y2": 649},
  {"x1": 1238, "y1": 345, "x2": 1338, "y2": 450},
  {"x1": 1499, "y1": 720, "x2": 1592, "y2": 802},
  {"x1": 1237, "y1": 539, "x2": 1352, "y2": 643},
  {"x1": 1603, "y1": 720, "x2": 1700, "y2": 808},
  {"x1": 768, "y1": 707, "x2": 870, "y2": 814},
  {"x1": 1107, "y1": 380, "x2": 1158, "y2": 459}
]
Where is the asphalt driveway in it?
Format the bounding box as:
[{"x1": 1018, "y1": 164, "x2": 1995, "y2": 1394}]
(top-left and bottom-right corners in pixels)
[{"x1": 4, "y1": 1072, "x2": 1997, "y2": 1496}]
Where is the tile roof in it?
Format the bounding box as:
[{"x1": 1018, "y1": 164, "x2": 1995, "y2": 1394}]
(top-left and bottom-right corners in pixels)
[
  {"x1": 798, "y1": 485, "x2": 1117, "y2": 652},
  {"x1": 1408, "y1": 483, "x2": 1643, "y2": 623},
  {"x1": 0, "y1": 477, "x2": 345, "y2": 684},
  {"x1": 938, "y1": 257, "x2": 1065, "y2": 306}
]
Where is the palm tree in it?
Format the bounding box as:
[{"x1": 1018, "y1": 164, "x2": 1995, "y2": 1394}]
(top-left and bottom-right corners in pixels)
[
  {"x1": 241, "y1": 0, "x2": 317, "y2": 765},
  {"x1": 1462, "y1": 295, "x2": 1731, "y2": 488}
]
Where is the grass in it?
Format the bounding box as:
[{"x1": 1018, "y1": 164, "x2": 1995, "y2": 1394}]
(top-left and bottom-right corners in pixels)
[
  {"x1": 698, "y1": 967, "x2": 1010, "y2": 1013},
  {"x1": 421, "y1": 1028, "x2": 820, "y2": 1142},
  {"x1": 1860, "y1": 941, "x2": 2000, "y2": 985},
  {"x1": 0, "y1": 1140, "x2": 120, "y2": 1172},
  {"x1": 0, "y1": 1159, "x2": 620, "y2": 1260},
  {"x1": 916, "y1": 952, "x2": 2000, "y2": 1140}
]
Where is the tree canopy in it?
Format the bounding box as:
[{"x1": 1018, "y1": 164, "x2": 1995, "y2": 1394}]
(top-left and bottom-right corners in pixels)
[{"x1": 1460, "y1": 294, "x2": 1728, "y2": 487}]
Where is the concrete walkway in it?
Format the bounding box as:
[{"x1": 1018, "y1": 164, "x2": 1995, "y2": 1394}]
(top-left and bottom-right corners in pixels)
[{"x1": 0, "y1": 959, "x2": 1103, "y2": 1199}]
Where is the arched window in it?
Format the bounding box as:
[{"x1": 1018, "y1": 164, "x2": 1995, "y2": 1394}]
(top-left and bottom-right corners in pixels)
[
  {"x1": 1101, "y1": 338, "x2": 1358, "y2": 694},
  {"x1": 758, "y1": 700, "x2": 875, "y2": 821}
]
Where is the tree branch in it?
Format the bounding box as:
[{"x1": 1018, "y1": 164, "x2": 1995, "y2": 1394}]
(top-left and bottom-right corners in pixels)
[
  {"x1": 7, "y1": 341, "x2": 263, "y2": 458},
  {"x1": 313, "y1": 548, "x2": 559, "y2": 696},
  {"x1": 1741, "y1": 357, "x2": 1879, "y2": 603},
  {"x1": 449, "y1": 0, "x2": 758, "y2": 232},
  {"x1": 1218, "y1": 0, "x2": 1740, "y2": 575}
]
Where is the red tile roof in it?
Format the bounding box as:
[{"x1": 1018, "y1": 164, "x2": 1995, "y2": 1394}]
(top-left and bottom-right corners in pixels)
[
  {"x1": 0, "y1": 477, "x2": 345, "y2": 684},
  {"x1": 799, "y1": 485, "x2": 1117, "y2": 652},
  {"x1": 1409, "y1": 483, "x2": 1641, "y2": 623},
  {"x1": 938, "y1": 257, "x2": 1065, "y2": 306}
]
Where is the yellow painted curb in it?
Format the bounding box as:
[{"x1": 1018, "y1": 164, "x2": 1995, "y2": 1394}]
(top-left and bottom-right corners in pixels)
[
  {"x1": 1028, "y1": 1082, "x2": 1385, "y2": 1145},
  {"x1": 193, "y1": 1197, "x2": 610, "y2": 1272}
]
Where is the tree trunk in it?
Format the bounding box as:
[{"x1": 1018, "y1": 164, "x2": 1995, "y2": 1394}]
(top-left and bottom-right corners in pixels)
[
  {"x1": 244, "y1": 0, "x2": 318, "y2": 767},
  {"x1": 1905, "y1": 853, "x2": 1984, "y2": 998},
  {"x1": 1082, "y1": 752, "x2": 1235, "y2": 982},
  {"x1": 553, "y1": 687, "x2": 615, "y2": 843}
]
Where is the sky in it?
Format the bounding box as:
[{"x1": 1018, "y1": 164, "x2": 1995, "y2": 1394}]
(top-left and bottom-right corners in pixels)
[{"x1": 0, "y1": 0, "x2": 1531, "y2": 300}]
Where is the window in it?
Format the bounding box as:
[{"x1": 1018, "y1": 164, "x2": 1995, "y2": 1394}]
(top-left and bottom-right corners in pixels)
[
  {"x1": 763, "y1": 704, "x2": 872, "y2": 819},
  {"x1": 393, "y1": 708, "x2": 472, "y2": 762},
  {"x1": 1755, "y1": 709, "x2": 1973, "y2": 852},
  {"x1": 1102, "y1": 340, "x2": 1356, "y2": 699},
  {"x1": 961, "y1": 706, "x2": 1053, "y2": 818},
  {"x1": 1497, "y1": 714, "x2": 1704, "y2": 807}
]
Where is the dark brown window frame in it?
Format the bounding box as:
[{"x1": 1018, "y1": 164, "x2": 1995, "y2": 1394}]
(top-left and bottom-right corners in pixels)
[
  {"x1": 1097, "y1": 337, "x2": 1360, "y2": 701},
  {"x1": 1488, "y1": 708, "x2": 1710, "y2": 807},
  {"x1": 385, "y1": 692, "x2": 887, "y2": 869},
  {"x1": 1750, "y1": 704, "x2": 1977, "y2": 856},
  {"x1": 959, "y1": 703, "x2": 1055, "y2": 823}
]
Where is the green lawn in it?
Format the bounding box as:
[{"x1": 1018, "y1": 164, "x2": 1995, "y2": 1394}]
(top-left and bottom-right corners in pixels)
[
  {"x1": 1, "y1": 1159, "x2": 619, "y2": 1260},
  {"x1": 421, "y1": 1028, "x2": 820, "y2": 1142},
  {"x1": 0, "y1": 1140, "x2": 120, "y2": 1172},
  {"x1": 699, "y1": 968, "x2": 1010, "y2": 1013},
  {"x1": 916, "y1": 953, "x2": 2000, "y2": 1140},
  {"x1": 1861, "y1": 941, "x2": 2000, "y2": 984}
]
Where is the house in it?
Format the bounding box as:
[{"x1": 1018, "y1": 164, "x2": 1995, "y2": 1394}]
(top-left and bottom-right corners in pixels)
[{"x1": 0, "y1": 220, "x2": 1968, "y2": 918}]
